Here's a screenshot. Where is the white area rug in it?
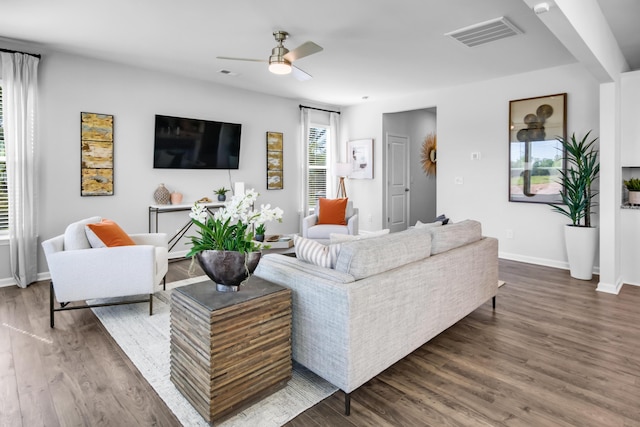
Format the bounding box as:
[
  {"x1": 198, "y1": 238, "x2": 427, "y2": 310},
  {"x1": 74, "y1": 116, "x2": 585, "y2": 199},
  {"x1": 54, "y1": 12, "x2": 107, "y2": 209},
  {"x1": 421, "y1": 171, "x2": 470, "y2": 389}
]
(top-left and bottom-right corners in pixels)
[{"x1": 92, "y1": 278, "x2": 337, "y2": 426}]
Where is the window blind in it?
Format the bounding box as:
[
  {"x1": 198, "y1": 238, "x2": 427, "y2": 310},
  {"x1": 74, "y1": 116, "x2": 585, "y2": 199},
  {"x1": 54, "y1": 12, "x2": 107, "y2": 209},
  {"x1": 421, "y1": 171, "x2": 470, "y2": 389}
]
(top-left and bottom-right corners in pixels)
[{"x1": 308, "y1": 126, "x2": 327, "y2": 208}]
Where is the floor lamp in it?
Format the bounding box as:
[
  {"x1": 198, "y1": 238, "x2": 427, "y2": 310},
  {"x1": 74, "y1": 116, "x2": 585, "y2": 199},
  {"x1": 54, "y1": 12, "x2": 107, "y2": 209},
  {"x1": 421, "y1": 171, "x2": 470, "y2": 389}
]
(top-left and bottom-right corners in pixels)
[{"x1": 335, "y1": 163, "x2": 351, "y2": 199}]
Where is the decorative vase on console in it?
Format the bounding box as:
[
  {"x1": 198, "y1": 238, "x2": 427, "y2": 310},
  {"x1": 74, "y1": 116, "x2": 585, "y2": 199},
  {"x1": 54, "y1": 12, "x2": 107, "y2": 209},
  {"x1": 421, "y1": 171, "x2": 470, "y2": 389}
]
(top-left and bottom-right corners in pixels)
[
  {"x1": 153, "y1": 183, "x2": 171, "y2": 205},
  {"x1": 170, "y1": 191, "x2": 183, "y2": 205},
  {"x1": 186, "y1": 189, "x2": 283, "y2": 292}
]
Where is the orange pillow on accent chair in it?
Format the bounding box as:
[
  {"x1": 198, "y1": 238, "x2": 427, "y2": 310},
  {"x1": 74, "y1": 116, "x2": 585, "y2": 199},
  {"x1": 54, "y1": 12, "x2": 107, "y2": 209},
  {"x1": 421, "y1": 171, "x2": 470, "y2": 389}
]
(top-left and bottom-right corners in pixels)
[
  {"x1": 317, "y1": 198, "x2": 348, "y2": 225},
  {"x1": 85, "y1": 219, "x2": 136, "y2": 247}
]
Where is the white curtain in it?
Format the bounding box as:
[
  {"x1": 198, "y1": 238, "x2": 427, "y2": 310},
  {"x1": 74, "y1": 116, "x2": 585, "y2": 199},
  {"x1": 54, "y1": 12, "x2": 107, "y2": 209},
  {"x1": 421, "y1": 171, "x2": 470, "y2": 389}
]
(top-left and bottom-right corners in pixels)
[
  {"x1": 1, "y1": 52, "x2": 40, "y2": 287},
  {"x1": 299, "y1": 108, "x2": 311, "y2": 220},
  {"x1": 329, "y1": 111, "x2": 341, "y2": 198}
]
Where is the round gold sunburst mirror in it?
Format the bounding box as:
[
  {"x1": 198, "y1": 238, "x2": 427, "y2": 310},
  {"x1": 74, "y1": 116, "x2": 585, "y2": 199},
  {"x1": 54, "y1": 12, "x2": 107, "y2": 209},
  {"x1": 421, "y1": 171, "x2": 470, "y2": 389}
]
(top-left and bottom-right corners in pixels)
[{"x1": 421, "y1": 133, "x2": 437, "y2": 176}]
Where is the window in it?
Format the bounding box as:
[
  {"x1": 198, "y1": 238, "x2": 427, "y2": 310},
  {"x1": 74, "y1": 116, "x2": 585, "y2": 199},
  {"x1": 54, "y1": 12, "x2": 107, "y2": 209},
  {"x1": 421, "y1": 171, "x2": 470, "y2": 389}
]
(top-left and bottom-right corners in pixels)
[
  {"x1": 0, "y1": 83, "x2": 7, "y2": 233},
  {"x1": 307, "y1": 125, "x2": 329, "y2": 211}
]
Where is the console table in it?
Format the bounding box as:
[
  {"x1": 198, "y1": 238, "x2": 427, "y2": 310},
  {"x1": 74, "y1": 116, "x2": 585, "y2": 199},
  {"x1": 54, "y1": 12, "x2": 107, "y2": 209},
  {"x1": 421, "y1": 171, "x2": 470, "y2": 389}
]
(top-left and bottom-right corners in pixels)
[
  {"x1": 148, "y1": 202, "x2": 224, "y2": 252},
  {"x1": 170, "y1": 276, "x2": 292, "y2": 422}
]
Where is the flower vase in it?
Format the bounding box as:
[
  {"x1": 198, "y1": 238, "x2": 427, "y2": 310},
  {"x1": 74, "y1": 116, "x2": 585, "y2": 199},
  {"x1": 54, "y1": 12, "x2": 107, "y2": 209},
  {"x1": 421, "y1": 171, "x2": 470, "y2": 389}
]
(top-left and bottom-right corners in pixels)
[
  {"x1": 154, "y1": 183, "x2": 171, "y2": 205},
  {"x1": 196, "y1": 250, "x2": 262, "y2": 292},
  {"x1": 255, "y1": 234, "x2": 265, "y2": 242}
]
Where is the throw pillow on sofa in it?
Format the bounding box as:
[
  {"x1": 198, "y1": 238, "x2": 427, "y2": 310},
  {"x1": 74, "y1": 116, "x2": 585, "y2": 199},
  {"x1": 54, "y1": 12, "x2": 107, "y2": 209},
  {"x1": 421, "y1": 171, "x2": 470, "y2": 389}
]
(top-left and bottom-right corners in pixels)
[
  {"x1": 435, "y1": 214, "x2": 450, "y2": 225},
  {"x1": 294, "y1": 235, "x2": 341, "y2": 268},
  {"x1": 85, "y1": 219, "x2": 136, "y2": 248}
]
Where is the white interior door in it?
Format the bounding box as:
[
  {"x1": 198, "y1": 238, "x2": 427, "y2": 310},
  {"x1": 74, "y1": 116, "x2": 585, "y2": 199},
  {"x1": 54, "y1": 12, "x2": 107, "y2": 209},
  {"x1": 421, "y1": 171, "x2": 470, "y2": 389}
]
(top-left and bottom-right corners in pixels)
[{"x1": 386, "y1": 134, "x2": 409, "y2": 232}]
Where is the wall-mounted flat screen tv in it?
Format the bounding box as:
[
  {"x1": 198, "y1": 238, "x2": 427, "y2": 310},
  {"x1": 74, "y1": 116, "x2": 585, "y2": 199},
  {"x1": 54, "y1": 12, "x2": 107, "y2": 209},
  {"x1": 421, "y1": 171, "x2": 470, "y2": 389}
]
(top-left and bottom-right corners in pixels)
[{"x1": 153, "y1": 114, "x2": 242, "y2": 169}]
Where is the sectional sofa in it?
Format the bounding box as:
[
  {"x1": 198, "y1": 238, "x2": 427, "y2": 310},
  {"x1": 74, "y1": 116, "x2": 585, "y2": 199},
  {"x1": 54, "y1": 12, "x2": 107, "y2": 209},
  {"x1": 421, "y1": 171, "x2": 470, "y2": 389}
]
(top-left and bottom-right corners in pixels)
[{"x1": 254, "y1": 219, "x2": 499, "y2": 414}]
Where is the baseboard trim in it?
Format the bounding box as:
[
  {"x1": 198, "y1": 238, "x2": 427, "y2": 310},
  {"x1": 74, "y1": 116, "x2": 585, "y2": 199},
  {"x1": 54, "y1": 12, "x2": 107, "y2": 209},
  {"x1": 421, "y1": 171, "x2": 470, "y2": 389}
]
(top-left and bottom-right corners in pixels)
[
  {"x1": 0, "y1": 271, "x2": 50, "y2": 288},
  {"x1": 596, "y1": 279, "x2": 624, "y2": 294},
  {"x1": 499, "y1": 251, "x2": 602, "y2": 275},
  {"x1": 0, "y1": 277, "x2": 15, "y2": 288},
  {"x1": 499, "y1": 252, "x2": 568, "y2": 271}
]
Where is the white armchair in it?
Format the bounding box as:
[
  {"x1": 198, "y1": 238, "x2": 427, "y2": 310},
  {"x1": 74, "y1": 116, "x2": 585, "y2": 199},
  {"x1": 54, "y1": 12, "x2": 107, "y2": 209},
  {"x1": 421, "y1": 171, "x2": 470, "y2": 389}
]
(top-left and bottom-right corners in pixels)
[
  {"x1": 302, "y1": 200, "x2": 359, "y2": 244},
  {"x1": 41, "y1": 217, "x2": 169, "y2": 328}
]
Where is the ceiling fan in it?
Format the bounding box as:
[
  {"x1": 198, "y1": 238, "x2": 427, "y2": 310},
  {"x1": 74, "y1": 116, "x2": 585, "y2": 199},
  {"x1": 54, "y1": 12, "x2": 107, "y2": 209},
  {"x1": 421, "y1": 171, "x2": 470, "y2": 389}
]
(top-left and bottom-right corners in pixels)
[{"x1": 217, "y1": 31, "x2": 323, "y2": 81}]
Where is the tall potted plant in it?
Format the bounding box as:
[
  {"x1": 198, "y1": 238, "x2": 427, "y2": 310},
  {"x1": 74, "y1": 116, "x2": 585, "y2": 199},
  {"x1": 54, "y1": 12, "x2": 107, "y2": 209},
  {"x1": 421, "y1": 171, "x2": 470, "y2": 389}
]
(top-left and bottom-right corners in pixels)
[{"x1": 548, "y1": 131, "x2": 600, "y2": 280}]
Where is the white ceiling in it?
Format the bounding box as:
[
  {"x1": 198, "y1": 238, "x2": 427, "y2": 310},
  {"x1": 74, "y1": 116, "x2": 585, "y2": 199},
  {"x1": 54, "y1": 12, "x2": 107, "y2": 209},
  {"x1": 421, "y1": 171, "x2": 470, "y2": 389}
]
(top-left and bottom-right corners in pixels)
[{"x1": 0, "y1": 0, "x2": 638, "y2": 107}]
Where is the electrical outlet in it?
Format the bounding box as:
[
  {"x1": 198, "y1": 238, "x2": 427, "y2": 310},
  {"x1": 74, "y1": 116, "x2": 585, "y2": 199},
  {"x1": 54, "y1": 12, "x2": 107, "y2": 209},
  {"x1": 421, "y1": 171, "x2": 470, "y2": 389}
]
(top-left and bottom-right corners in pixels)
[
  {"x1": 471, "y1": 152, "x2": 481, "y2": 160},
  {"x1": 506, "y1": 229, "x2": 514, "y2": 239},
  {"x1": 454, "y1": 177, "x2": 463, "y2": 185},
  {"x1": 368, "y1": 214, "x2": 373, "y2": 223}
]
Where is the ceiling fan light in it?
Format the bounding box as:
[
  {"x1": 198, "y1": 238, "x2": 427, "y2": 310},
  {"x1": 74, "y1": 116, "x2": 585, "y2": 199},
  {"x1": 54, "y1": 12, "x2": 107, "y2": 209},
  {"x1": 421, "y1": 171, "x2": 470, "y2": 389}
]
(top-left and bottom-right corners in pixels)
[
  {"x1": 269, "y1": 54, "x2": 291, "y2": 74},
  {"x1": 269, "y1": 62, "x2": 291, "y2": 75}
]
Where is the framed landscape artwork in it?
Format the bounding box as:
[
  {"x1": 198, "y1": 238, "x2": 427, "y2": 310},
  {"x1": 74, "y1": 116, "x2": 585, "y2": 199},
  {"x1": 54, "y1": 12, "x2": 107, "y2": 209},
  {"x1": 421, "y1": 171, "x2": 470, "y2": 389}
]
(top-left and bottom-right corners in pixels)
[
  {"x1": 266, "y1": 131, "x2": 283, "y2": 190},
  {"x1": 509, "y1": 93, "x2": 566, "y2": 203},
  {"x1": 348, "y1": 138, "x2": 373, "y2": 179},
  {"x1": 81, "y1": 112, "x2": 114, "y2": 196}
]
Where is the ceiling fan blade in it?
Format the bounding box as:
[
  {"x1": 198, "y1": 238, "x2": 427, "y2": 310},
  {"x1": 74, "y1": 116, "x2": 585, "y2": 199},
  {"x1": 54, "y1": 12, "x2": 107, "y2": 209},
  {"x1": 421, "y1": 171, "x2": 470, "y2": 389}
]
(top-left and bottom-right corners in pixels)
[
  {"x1": 291, "y1": 65, "x2": 313, "y2": 81},
  {"x1": 216, "y1": 56, "x2": 267, "y2": 63},
  {"x1": 284, "y1": 41, "x2": 323, "y2": 62}
]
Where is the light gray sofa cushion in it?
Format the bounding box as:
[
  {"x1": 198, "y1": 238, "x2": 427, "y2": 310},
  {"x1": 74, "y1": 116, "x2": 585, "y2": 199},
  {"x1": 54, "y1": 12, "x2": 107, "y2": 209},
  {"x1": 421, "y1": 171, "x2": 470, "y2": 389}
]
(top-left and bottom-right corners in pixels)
[
  {"x1": 334, "y1": 228, "x2": 431, "y2": 280},
  {"x1": 430, "y1": 219, "x2": 482, "y2": 255}
]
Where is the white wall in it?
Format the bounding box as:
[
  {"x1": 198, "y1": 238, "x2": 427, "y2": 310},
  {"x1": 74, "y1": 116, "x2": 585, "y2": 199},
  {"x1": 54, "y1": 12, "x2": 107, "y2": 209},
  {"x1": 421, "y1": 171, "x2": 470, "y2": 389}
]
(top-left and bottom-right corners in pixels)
[
  {"x1": 0, "y1": 49, "x2": 305, "y2": 283},
  {"x1": 342, "y1": 62, "x2": 600, "y2": 270}
]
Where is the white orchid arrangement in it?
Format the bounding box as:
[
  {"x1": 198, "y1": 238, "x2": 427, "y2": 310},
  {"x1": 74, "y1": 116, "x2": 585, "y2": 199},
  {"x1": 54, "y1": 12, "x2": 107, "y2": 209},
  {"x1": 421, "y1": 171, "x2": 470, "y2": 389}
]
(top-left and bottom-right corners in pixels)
[{"x1": 186, "y1": 189, "x2": 283, "y2": 257}]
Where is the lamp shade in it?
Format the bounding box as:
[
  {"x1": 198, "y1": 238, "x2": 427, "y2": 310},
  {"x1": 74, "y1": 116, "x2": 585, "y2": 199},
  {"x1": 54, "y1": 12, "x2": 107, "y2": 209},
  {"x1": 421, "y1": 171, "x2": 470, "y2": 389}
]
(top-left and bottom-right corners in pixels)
[{"x1": 335, "y1": 162, "x2": 351, "y2": 177}]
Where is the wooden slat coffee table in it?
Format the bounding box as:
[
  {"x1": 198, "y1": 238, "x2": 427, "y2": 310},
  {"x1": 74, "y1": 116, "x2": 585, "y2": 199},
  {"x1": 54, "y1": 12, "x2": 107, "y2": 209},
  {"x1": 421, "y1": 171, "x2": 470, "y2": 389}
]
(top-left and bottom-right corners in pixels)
[{"x1": 170, "y1": 275, "x2": 292, "y2": 423}]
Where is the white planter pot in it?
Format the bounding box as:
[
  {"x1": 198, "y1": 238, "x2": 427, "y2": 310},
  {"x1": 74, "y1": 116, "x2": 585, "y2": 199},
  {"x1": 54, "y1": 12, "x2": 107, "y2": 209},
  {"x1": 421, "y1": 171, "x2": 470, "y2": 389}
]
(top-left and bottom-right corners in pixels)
[
  {"x1": 629, "y1": 190, "x2": 640, "y2": 205},
  {"x1": 564, "y1": 225, "x2": 598, "y2": 280}
]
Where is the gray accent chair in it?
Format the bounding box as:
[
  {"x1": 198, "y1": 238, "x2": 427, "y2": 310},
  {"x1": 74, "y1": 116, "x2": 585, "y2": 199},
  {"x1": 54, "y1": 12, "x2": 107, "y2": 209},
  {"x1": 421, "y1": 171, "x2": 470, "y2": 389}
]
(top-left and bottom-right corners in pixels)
[{"x1": 302, "y1": 200, "x2": 359, "y2": 244}]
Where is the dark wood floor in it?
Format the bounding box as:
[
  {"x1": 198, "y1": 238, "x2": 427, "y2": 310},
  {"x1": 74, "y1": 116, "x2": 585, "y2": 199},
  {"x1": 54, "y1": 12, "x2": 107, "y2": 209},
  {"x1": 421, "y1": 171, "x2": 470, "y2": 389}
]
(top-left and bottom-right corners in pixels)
[{"x1": 2, "y1": 259, "x2": 640, "y2": 426}]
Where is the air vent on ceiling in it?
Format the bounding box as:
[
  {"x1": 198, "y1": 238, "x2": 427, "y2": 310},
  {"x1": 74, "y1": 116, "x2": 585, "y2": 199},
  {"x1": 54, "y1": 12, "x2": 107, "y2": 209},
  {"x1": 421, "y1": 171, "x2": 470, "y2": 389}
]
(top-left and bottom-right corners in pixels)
[
  {"x1": 445, "y1": 16, "x2": 522, "y2": 48},
  {"x1": 217, "y1": 69, "x2": 238, "y2": 76}
]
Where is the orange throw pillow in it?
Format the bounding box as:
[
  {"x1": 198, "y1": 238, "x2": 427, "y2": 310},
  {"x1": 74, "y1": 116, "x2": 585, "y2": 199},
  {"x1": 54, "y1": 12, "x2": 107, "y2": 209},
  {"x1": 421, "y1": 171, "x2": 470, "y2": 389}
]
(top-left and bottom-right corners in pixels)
[
  {"x1": 317, "y1": 198, "x2": 348, "y2": 225},
  {"x1": 85, "y1": 219, "x2": 136, "y2": 247}
]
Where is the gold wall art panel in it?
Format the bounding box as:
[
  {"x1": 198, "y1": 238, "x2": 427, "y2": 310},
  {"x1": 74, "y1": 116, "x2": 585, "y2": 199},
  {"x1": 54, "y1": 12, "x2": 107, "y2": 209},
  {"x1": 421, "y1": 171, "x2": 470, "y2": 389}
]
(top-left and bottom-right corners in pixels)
[
  {"x1": 81, "y1": 168, "x2": 113, "y2": 195},
  {"x1": 266, "y1": 132, "x2": 283, "y2": 190},
  {"x1": 81, "y1": 112, "x2": 114, "y2": 196}
]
